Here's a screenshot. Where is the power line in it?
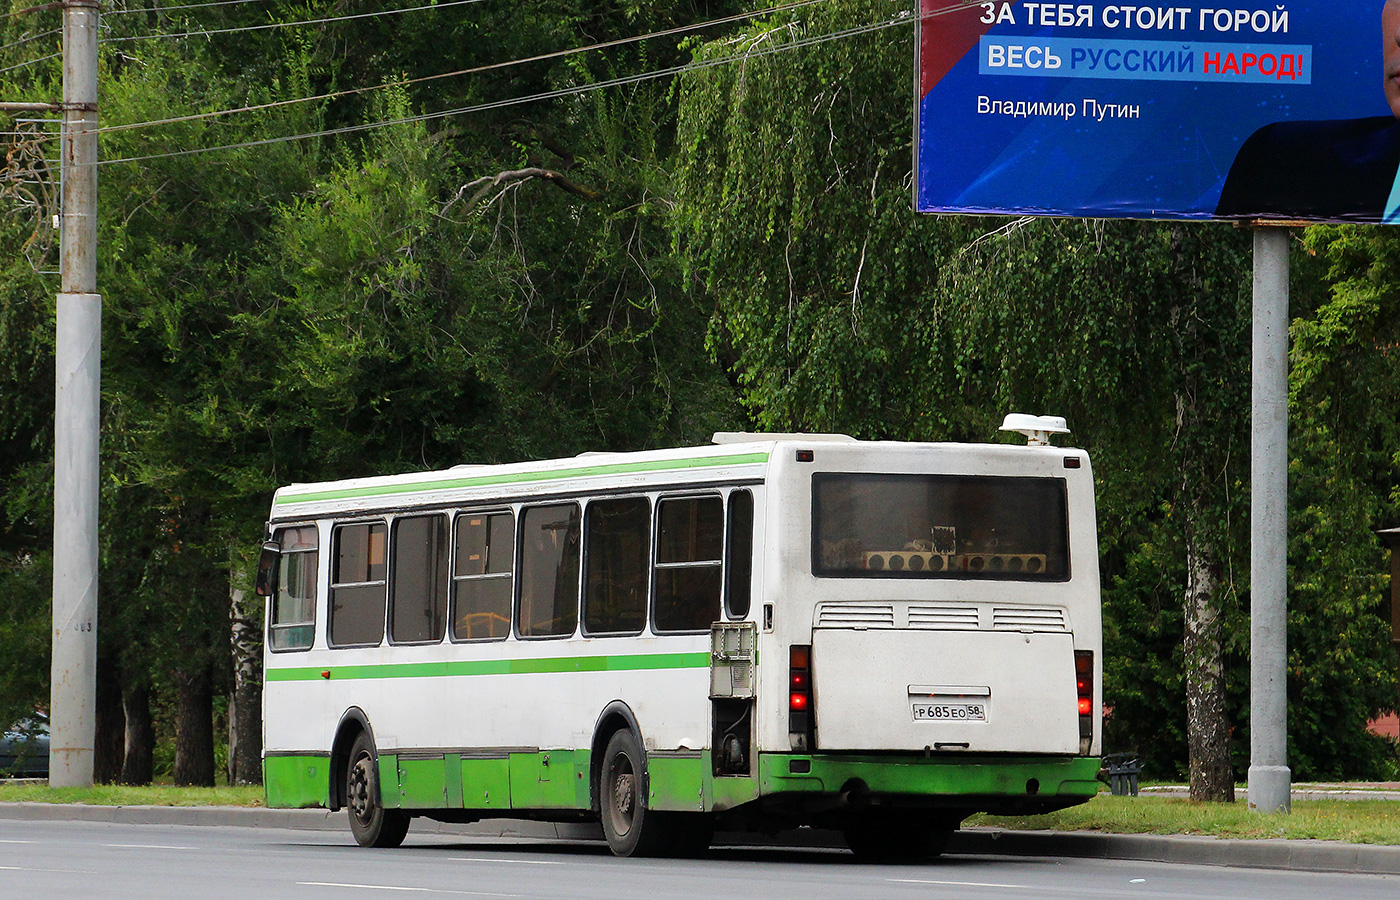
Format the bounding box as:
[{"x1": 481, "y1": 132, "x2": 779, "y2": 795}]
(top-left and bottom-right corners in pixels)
[
  {"x1": 105, "y1": 0, "x2": 489, "y2": 43},
  {"x1": 0, "y1": 26, "x2": 59, "y2": 52},
  {"x1": 105, "y1": 0, "x2": 273, "y2": 15},
  {"x1": 0, "y1": 52, "x2": 59, "y2": 74},
  {"x1": 2, "y1": 2, "x2": 63, "y2": 22},
  {"x1": 94, "y1": 0, "x2": 835, "y2": 135},
  {"x1": 99, "y1": 11, "x2": 914, "y2": 166}
]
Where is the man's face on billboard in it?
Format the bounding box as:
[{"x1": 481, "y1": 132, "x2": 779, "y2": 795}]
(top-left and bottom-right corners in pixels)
[{"x1": 1386, "y1": 0, "x2": 1400, "y2": 116}]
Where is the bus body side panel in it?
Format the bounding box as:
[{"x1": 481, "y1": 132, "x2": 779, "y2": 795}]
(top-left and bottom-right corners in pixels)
[
  {"x1": 263, "y1": 752, "x2": 332, "y2": 808},
  {"x1": 810, "y1": 629, "x2": 1079, "y2": 753},
  {"x1": 264, "y1": 637, "x2": 717, "y2": 814}
]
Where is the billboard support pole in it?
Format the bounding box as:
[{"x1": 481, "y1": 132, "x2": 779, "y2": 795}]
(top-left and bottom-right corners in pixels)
[{"x1": 1247, "y1": 225, "x2": 1291, "y2": 814}]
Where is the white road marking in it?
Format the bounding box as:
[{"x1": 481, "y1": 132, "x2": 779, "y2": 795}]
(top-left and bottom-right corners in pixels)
[
  {"x1": 443, "y1": 857, "x2": 561, "y2": 866},
  {"x1": 889, "y1": 878, "x2": 1031, "y2": 889},
  {"x1": 102, "y1": 844, "x2": 196, "y2": 850},
  {"x1": 297, "y1": 883, "x2": 525, "y2": 897}
]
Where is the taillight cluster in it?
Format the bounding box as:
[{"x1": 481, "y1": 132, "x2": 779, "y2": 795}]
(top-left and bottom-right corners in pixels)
[
  {"x1": 789, "y1": 645, "x2": 813, "y2": 751},
  {"x1": 1074, "y1": 650, "x2": 1094, "y2": 748}
]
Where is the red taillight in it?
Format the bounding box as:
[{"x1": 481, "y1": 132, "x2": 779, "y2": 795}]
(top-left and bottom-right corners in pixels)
[
  {"x1": 1074, "y1": 650, "x2": 1094, "y2": 744},
  {"x1": 789, "y1": 645, "x2": 813, "y2": 750}
]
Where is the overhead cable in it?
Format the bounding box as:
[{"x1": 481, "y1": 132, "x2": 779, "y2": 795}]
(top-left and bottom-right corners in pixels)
[
  {"x1": 105, "y1": 0, "x2": 272, "y2": 15},
  {"x1": 0, "y1": 52, "x2": 59, "y2": 74},
  {"x1": 0, "y1": 26, "x2": 59, "y2": 52},
  {"x1": 94, "y1": 0, "x2": 835, "y2": 135},
  {"x1": 105, "y1": 0, "x2": 488, "y2": 43},
  {"x1": 99, "y1": 11, "x2": 913, "y2": 166}
]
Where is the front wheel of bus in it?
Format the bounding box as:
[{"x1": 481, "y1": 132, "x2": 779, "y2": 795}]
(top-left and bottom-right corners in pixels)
[
  {"x1": 599, "y1": 729, "x2": 672, "y2": 857},
  {"x1": 346, "y1": 732, "x2": 409, "y2": 848}
]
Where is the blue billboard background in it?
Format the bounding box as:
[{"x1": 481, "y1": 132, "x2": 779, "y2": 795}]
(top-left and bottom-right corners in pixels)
[{"x1": 916, "y1": 2, "x2": 1387, "y2": 220}]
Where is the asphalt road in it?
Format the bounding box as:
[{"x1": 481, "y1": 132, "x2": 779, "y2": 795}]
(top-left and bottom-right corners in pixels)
[{"x1": 1, "y1": 819, "x2": 1398, "y2": 900}]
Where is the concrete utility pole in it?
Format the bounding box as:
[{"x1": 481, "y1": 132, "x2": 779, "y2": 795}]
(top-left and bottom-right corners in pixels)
[
  {"x1": 1247, "y1": 226, "x2": 1291, "y2": 814},
  {"x1": 49, "y1": 0, "x2": 101, "y2": 788}
]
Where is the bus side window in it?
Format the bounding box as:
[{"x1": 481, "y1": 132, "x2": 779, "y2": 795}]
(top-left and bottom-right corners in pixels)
[
  {"x1": 517, "y1": 503, "x2": 580, "y2": 638},
  {"x1": 269, "y1": 525, "x2": 318, "y2": 651},
  {"x1": 654, "y1": 496, "x2": 723, "y2": 633},
  {"x1": 725, "y1": 491, "x2": 754, "y2": 620},
  {"x1": 453, "y1": 511, "x2": 514, "y2": 641},
  {"x1": 582, "y1": 497, "x2": 650, "y2": 636},
  {"x1": 330, "y1": 522, "x2": 388, "y2": 647},
  {"x1": 389, "y1": 514, "x2": 449, "y2": 644}
]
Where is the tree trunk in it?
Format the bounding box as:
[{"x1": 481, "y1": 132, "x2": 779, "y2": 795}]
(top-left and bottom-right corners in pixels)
[
  {"x1": 120, "y1": 679, "x2": 155, "y2": 785},
  {"x1": 228, "y1": 544, "x2": 263, "y2": 785},
  {"x1": 1184, "y1": 504, "x2": 1235, "y2": 802},
  {"x1": 93, "y1": 654, "x2": 125, "y2": 784},
  {"x1": 173, "y1": 661, "x2": 215, "y2": 787}
]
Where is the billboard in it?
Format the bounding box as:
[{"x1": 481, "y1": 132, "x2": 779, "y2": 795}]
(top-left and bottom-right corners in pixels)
[{"x1": 915, "y1": 2, "x2": 1398, "y2": 222}]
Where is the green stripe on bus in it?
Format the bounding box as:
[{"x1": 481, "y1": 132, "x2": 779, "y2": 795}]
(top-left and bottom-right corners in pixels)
[
  {"x1": 265, "y1": 651, "x2": 711, "y2": 682},
  {"x1": 273, "y1": 452, "x2": 770, "y2": 507}
]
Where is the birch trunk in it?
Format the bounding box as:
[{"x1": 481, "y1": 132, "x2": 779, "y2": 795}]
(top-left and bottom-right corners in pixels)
[
  {"x1": 1184, "y1": 504, "x2": 1235, "y2": 802},
  {"x1": 228, "y1": 544, "x2": 263, "y2": 785},
  {"x1": 120, "y1": 678, "x2": 154, "y2": 785}
]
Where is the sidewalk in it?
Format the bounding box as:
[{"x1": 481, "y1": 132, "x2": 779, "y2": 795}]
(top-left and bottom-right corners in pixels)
[{"x1": 1, "y1": 801, "x2": 1399, "y2": 876}]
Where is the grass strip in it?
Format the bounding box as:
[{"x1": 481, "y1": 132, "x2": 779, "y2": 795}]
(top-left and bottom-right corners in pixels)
[
  {"x1": 0, "y1": 783, "x2": 264, "y2": 807},
  {"x1": 971, "y1": 794, "x2": 1400, "y2": 845}
]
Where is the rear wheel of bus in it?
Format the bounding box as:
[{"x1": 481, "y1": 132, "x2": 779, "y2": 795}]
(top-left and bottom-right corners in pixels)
[
  {"x1": 598, "y1": 729, "x2": 712, "y2": 857},
  {"x1": 346, "y1": 732, "x2": 410, "y2": 848}
]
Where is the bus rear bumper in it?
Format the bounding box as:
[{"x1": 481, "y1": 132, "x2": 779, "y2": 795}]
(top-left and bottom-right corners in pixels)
[{"x1": 755, "y1": 753, "x2": 1101, "y2": 817}]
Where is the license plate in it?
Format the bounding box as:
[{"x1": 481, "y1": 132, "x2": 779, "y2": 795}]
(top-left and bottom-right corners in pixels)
[{"x1": 911, "y1": 702, "x2": 987, "y2": 722}]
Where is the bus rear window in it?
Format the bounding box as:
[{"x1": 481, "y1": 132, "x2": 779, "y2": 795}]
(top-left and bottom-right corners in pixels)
[{"x1": 813, "y1": 474, "x2": 1069, "y2": 580}]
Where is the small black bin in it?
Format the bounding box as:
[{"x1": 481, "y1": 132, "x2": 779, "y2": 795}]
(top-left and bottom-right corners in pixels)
[{"x1": 1101, "y1": 752, "x2": 1141, "y2": 797}]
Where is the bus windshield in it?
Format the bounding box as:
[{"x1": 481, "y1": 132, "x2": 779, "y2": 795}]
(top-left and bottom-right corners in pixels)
[{"x1": 813, "y1": 473, "x2": 1069, "y2": 580}]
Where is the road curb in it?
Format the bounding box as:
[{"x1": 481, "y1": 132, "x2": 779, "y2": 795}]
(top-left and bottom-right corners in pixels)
[
  {"x1": 2, "y1": 802, "x2": 1398, "y2": 874},
  {"x1": 945, "y1": 828, "x2": 1400, "y2": 875}
]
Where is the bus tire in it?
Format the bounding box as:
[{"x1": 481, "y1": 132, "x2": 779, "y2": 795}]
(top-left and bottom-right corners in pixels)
[
  {"x1": 841, "y1": 814, "x2": 952, "y2": 862},
  {"x1": 599, "y1": 729, "x2": 672, "y2": 857},
  {"x1": 346, "y1": 731, "x2": 410, "y2": 848}
]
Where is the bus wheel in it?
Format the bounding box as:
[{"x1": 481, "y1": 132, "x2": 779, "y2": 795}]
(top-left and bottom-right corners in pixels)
[
  {"x1": 599, "y1": 729, "x2": 669, "y2": 857},
  {"x1": 842, "y1": 814, "x2": 952, "y2": 862},
  {"x1": 346, "y1": 732, "x2": 410, "y2": 848}
]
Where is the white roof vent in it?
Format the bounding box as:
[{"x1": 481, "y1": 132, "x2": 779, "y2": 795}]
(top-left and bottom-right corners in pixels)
[{"x1": 999, "y1": 414, "x2": 1070, "y2": 447}]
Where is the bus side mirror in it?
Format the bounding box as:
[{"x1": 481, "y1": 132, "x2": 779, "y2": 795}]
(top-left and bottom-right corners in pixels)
[{"x1": 255, "y1": 541, "x2": 280, "y2": 597}]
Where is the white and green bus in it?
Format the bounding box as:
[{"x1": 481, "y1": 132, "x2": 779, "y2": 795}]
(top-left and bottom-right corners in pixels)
[{"x1": 256, "y1": 418, "x2": 1102, "y2": 858}]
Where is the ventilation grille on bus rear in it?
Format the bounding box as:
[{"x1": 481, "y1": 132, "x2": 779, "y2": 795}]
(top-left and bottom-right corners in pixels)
[
  {"x1": 813, "y1": 601, "x2": 1072, "y2": 633},
  {"x1": 815, "y1": 602, "x2": 896, "y2": 629},
  {"x1": 907, "y1": 604, "x2": 980, "y2": 630},
  {"x1": 991, "y1": 606, "x2": 1069, "y2": 632}
]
